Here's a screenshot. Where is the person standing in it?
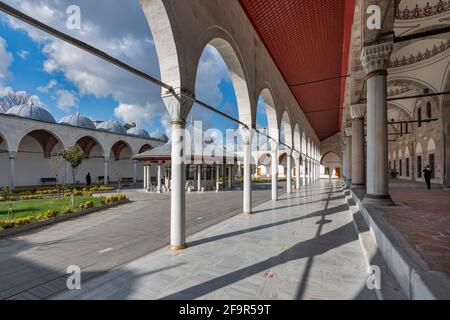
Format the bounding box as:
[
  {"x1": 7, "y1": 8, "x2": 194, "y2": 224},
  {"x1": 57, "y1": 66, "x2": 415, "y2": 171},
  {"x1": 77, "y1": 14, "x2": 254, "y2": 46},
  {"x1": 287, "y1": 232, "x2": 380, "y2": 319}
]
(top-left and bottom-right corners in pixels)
[
  {"x1": 423, "y1": 165, "x2": 432, "y2": 190},
  {"x1": 86, "y1": 172, "x2": 92, "y2": 186}
]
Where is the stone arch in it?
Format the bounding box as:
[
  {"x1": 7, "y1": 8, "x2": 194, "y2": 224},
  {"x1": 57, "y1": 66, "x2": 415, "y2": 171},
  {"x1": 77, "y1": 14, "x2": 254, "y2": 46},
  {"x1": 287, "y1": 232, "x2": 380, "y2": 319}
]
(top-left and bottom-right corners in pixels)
[
  {"x1": 139, "y1": 144, "x2": 153, "y2": 153},
  {"x1": 259, "y1": 87, "x2": 279, "y2": 136},
  {"x1": 141, "y1": 0, "x2": 181, "y2": 90},
  {"x1": 294, "y1": 124, "x2": 301, "y2": 153},
  {"x1": 194, "y1": 34, "x2": 253, "y2": 127},
  {"x1": 427, "y1": 138, "x2": 436, "y2": 152},
  {"x1": 17, "y1": 129, "x2": 65, "y2": 159},
  {"x1": 301, "y1": 132, "x2": 307, "y2": 155},
  {"x1": 0, "y1": 129, "x2": 9, "y2": 152},
  {"x1": 110, "y1": 140, "x2": 133, "y2": 161},
  {"x1": 74, "y1": 136, "x2": 105, "y2": 159},
  {"x1": 280, "y1": 111, "x2": 293, "y2": 149},
  {"x1": 415, "y1": 142, "x2": 423, "y2": 154}
]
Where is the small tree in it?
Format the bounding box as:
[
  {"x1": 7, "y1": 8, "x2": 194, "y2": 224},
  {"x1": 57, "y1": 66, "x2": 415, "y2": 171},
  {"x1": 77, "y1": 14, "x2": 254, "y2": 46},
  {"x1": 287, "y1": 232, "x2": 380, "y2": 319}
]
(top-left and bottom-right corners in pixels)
[
  {"x1": 62, "y1": 146, "x2": 84, "y2": 185},
  {"x1": 50, "y1": 151, "x2": 65, "y2": 197}
]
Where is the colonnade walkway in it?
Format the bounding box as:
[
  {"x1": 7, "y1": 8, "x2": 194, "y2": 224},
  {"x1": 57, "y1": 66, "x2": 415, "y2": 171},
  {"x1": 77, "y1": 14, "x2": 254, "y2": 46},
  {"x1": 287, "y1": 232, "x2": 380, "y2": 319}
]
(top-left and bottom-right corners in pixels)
[
  {"x1": 55, "y1": 180, "x2": 377, "y2": 300},
  {"x1": 0, "y1": 184, "x2": 284, "y2": 300}
]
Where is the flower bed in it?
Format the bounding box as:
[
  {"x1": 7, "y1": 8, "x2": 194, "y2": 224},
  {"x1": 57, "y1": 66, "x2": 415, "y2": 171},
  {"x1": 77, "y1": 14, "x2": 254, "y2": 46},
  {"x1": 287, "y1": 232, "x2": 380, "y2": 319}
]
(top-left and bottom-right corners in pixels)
[{"x1": 0, "y1": 194, "x2": 128, "y2": 232}]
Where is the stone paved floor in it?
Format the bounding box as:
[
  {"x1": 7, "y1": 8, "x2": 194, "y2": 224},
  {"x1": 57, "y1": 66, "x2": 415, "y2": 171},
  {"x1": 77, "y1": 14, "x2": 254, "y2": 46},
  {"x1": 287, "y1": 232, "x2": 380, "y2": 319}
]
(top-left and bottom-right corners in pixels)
[
  {"x1": 55, "y1": 180, "x2": 376, "y2": 300},
  {"x1": 0, "y1": 184, "x2": 284, "y2": 300},
  {"x1": 380, "y1": 189, "x2": 450, "y2": 274}
]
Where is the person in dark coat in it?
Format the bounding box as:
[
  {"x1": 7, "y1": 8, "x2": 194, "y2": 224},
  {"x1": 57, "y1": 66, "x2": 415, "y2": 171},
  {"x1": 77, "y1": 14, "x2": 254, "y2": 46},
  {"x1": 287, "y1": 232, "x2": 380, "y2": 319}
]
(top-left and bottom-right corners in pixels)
[
  {"x1": 86, "y1": 173, "x2": 92, "y2": 186},
  {"x1": 423, "y1": 165, "x2": 432, "y2": 190}
]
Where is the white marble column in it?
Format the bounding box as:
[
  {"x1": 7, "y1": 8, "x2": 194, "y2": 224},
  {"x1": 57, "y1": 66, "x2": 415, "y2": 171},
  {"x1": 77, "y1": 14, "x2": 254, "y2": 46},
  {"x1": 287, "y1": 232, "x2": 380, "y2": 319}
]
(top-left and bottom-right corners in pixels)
[
  {"x1": 295, "y1": 155, "x2": 300, "y2": 190},
  {"x1": 343, "y1": 128, "x2": 352, "y2": 183},
  {"x1": 197, "y1": 164, "x2": 202, "y2": 192},
  {"x1": 157, "y1": 162, "x2": 162, "y2": 193},
  {"x1": 216, "y1": 164, "x2": 220, "y2": 192},
  {"x1": 361, "y1": 41, "x2": 394, "y2": 205},
  {"x1": 302, "y1": 156, "x2": 307, "y2": 186},
  {"x1": 351, "y1": 104, "x2": 366, "y2": 187},
  {"x1": 286, "y1": 153, "x2": 292, "y2": 194},
  {"x1": 8, "y1": 151, "x2": 16, "y2": 191},
  {"x1": 143, "y1": 164, "x2": 148, "y2": 190},
  {"x1": 243, "y1": 130, "x2": 252, "y2": 215},
  {"x1": 133, "y1": 160, "x2": 138, "y2": 184},
  {"x1": 308, "y1": 159, "x2": 312, "y2": 184},
  {"x1": 170, "y1": 119, "x2": 187, "y2": 249},
  {"x1": 228, "y1": 165, "x2": 232, "y2": 189},
  {"x1": 162, "y1": 90, "x2": 192, "y2": 251},
  {"x1": 104, "y1": 157, "x2": 109, "y2": 186},
  {"x1": 270, "y1": 141, "x2": 278, "y2": 201}
]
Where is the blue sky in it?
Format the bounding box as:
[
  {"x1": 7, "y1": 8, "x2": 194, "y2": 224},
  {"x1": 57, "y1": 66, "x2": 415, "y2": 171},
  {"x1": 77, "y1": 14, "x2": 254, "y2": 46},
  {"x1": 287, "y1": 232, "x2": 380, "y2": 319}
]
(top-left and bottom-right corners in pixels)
[{"x1": 0, "y1": 0, "x2": 270, "y2": 137}]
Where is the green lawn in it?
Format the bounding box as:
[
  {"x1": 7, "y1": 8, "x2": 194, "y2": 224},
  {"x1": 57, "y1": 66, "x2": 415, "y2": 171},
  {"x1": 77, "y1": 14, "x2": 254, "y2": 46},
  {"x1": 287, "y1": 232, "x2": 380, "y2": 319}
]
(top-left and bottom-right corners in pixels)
[{"x1": 0, "y1": 196, "x2": 105, "y2": 221}]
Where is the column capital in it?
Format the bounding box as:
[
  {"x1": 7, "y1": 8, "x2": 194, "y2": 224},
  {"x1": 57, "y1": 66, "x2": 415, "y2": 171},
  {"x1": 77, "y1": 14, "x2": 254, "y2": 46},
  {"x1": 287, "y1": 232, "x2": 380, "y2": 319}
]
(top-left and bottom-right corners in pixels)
[
  {"x1": 344, "y1": 127, "x2": 352, "y2": 137},
  {"x1": 161, "y1": 88, "x2": 194, "y2": 123},
  {"x1": 8, "y1": 151, "x2": 17, "y2": 159},
  {"x1": 350, "y1": 104, "x2": 366, "y2": 119},
  {"x1": 361, "y1": 41, "x2": 393, "y2": 77}
]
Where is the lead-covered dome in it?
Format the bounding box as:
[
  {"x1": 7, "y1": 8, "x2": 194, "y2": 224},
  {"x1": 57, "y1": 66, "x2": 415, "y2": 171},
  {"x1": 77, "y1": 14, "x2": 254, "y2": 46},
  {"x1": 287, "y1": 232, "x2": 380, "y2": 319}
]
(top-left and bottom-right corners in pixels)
[
  {"x1": 127, "y1": 127, "x2": 150, "y2": 139},
  {"x1": 60, "y1": 113, "x2": 96, "y2": 129},
  {"x1": 96, "y1": 120, "x2": 127, "y2": 134},
  {"x1": 150, "y1": 130, "x2": 169, "y2": 142},
  {"x1": 6, "y1": 103, "x2": 56, "y2": 123}
]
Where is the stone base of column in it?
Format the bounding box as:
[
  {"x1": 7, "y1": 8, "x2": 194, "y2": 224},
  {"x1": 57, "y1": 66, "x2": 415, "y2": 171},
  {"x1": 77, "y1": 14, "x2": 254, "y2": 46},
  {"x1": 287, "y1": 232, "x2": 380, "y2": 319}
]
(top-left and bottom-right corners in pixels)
[
  {"x1": 363, "y1": 194, "x2": 395, "y2": 207},
  {"x1": 243, "y1": 211, "x2": 253, "y2": 216},
  {"x1": 168, "y1": 244, "x2": 187, "y2": 251},
  {"x1": 350, "y1": 183, "x2": 366, "y2": 189}
]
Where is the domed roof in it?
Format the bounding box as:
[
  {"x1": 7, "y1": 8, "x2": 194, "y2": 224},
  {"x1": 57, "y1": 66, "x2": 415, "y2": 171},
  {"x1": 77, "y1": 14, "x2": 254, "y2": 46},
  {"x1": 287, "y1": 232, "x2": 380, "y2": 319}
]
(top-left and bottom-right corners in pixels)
[
  {"x1": 150, "y1": 130, "x2": 169, "y2": 142},
  {"x1": 96, "y1": 120, "x2": 127, "y2": 134},
  {"x1": 60, "y1": 113, "x2": 96, "y2": 129},
  {"x1": 6, "y1": 103, "x2": 56, "y2": 123},
  {"x1": 127, "y1": 127, "x2": 150, "y2": 139}
]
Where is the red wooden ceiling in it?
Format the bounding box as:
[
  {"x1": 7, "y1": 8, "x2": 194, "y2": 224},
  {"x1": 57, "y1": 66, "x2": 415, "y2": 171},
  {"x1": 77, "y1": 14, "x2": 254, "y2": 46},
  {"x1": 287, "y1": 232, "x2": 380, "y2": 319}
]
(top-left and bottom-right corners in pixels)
[{"x1": 239, "y1": 0, "x2": 355, "y2": 140}]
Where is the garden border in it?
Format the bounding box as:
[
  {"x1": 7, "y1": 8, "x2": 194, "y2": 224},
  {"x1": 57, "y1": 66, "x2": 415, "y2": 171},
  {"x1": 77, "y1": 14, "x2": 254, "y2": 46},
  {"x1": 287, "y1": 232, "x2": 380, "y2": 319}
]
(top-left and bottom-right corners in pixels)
[{"x1": 0, "y1": 199, "x2": 130, "y2": 239}]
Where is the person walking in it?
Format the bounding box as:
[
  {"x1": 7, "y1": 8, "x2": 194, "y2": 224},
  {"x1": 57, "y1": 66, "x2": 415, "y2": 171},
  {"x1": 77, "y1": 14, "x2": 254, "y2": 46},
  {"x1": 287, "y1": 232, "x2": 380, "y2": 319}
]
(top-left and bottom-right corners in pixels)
[
  {"x1": 86, "y1": 172, "x2": 92, "y2": 186},
  {"x1": 423, "y1": 165, "x2": 432, "y2": 190}
]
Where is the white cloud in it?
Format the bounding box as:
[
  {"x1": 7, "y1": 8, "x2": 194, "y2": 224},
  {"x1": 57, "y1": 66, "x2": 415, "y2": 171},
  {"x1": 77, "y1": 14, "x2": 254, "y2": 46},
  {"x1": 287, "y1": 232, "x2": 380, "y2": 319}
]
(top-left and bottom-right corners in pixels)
[
  {"x1": 37, "y1": 79, "x2": 57, "y2": 93},
  {"x1": 3, "y1": 0, "x2": 167, "y2": 122},
  {"x1": 114, "y1": 103, "x2": 153, "y2": 127},
  {"x1": 0, "y1": 37, "x2": 14, "y2": 87},
  {"x1": 56, "y1": 89, "x2": 77, "y2": 111},
  {"x1": 18, "y1": 50, "x2": 30, "y2": 60}
]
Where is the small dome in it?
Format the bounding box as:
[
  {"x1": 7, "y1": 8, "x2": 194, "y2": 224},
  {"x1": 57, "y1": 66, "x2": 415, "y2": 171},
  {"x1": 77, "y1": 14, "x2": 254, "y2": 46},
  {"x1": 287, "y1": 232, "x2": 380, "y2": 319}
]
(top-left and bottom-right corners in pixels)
[
  {"x1": 127, "y1": 127, "x2": 150, "y2": 139},
  {"x1": 96, "y1": 120, "x2": 127, "y2": 134},
  {"x1": 150, "y1": 130, "x2": 169, "y2": 142},
  {"x1": 6, "y1": 103, "x2": 55, "y2": 123},
  {"x1": 60, "y1": 113, "x2": 96, "y2": 129}
]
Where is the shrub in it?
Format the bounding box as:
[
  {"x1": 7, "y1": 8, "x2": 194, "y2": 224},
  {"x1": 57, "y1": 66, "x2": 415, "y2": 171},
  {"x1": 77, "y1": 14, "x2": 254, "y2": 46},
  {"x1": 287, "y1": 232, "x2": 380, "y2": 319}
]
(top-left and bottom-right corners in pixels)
[
  {"x1": 104, "y1": 194, "x2": 127, "y2": 204},
  {"x1": 0, "y1": 220, "x2": 16, "y2": 230},
  {"x1": 79, "y1": 201, "x2": 94, "y2": 209},
  {"x1": 61, "y1": 206, "x2": 73, "y2": 215},
  {"x1": 14, "y1": 216, "x2": 36, "y2": 226},
  {"x1": 37, "y1": 210, "x2": 57, "y2": 219}
]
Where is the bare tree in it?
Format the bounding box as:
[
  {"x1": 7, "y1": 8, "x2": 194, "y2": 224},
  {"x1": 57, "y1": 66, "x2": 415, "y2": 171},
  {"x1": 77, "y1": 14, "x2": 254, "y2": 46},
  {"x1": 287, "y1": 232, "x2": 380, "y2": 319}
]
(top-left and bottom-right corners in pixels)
[{"x1": 0, "y1": 91, "x2": 33, "y2": 113}]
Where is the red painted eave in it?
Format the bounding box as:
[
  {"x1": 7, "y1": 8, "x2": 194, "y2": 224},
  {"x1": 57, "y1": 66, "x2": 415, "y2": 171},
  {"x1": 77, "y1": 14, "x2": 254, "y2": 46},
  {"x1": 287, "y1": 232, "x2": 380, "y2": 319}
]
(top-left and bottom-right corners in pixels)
[{"x1": 239, "y1": 0, "x2": 355, "y2": 141}]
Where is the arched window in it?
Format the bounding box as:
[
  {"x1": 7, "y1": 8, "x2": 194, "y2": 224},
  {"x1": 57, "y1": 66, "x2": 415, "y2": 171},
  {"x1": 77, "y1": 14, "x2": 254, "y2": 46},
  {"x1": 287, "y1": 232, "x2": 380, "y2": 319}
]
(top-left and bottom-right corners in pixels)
[{"x1": 426, "y1": 102, "x2": 432, "y2": 119}]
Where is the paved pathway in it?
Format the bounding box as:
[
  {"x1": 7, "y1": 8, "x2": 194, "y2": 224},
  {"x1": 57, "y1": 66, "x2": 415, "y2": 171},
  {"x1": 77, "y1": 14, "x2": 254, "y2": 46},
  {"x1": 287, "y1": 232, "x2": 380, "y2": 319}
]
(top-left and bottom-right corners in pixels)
[
  {"x1": 55, "y1": 180, "x2": 376, "y2": 300},
  {"x1": 0, "y1": 184, "x2": 284, "y2": 300},
  {"x1": 381, "y1": 189, "x2": 450, "y2": 273}
]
